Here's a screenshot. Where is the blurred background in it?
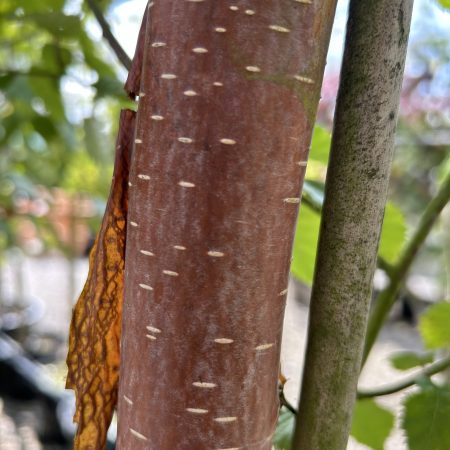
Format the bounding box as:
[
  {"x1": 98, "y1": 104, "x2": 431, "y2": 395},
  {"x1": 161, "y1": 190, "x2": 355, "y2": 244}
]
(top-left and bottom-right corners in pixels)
[{"x1": 0, "y1": 0, "x2": 449, "y2": 449}]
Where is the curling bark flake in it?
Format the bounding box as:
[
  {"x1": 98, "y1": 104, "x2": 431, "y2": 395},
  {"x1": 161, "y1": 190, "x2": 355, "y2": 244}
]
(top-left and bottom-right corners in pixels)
[
  {"x1": 66, "y1": 110, "x2": 135, "y2": 450},
  {"x1": 116, "y1": 1, "x2": 337, "y2": 449}
]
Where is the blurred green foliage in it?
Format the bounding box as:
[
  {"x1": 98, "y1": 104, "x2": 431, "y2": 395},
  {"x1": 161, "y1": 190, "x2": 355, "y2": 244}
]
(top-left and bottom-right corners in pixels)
[
  {"x1": 0, "y1": 0, "x2": 131, "y2": 253},
  {"x1": 389, "y1": 351, "x2": 434, "y2": 371},
  {"x1": 420, "y1": 301, "x2": 450, "y2": 349},
  {"x1": 351, "y1": 399, "x2": 395, "y2": 450},
  {"x1": 291, "y1": 202, "x2": 320, "y2": 285},
  {"x1": 403, "y1": 382, "x2": 450, "y2": 450},
  {"x1": 379, "y1": 203, "x2": 407, "y2": 265},
  {"x1": 275, "y1": 297, "x2": 450, "y2": 450},
  {"x1": 438, "y1": 0, "x2": 450, "y2": 9},
  {"x1": 273, "y1": 408, "x2": 296, "y2": 450}
]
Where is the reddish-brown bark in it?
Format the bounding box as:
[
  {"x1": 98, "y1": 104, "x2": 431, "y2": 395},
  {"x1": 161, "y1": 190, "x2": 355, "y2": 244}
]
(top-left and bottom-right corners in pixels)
[
  {"x1": 117, "y1": 1, "x2": 337, "y2": 449},
  {"x1": 124, "y1": 6, "x2": 149, "y2": 98}
]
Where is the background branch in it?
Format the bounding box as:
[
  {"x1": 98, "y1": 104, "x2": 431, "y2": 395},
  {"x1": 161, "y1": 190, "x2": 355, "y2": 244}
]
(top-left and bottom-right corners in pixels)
[
  {"x1": 85, "y1": 0, "x2": 132, "y2": 71},
  {"x1": 269, "y1": 354, "x2": 450, "y2": 416},
  {"x1": 362, "y1": 170, "x2": 450, "y2": 367},
  {"x1": 358, "y1": 355, "x2": 450, "y2": 399}
]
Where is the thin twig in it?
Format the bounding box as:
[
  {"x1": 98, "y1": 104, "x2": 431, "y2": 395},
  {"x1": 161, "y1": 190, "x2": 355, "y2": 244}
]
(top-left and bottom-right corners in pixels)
[
  {"x1": 278, "y1": 355, "x2": 450, "y2": 408},
  {"x1": 279, "y1": 385, "x2": 298, "y2": 415},
  {"x1": 362, "y1": 170, "x2": 450, "y2": 367},
  {"x1": 358, "y1": 355, "x2": 450, "y2": 399},
  {"x1": 85, "y1": 0, "x2": 132, "y2": 71},
  {"x1": 377, "y1": 256, "x2": 394, "y2": 277}
]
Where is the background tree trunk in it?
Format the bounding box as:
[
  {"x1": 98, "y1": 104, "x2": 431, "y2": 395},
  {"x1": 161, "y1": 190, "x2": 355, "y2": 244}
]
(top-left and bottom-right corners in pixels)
[
  {"x1": 116, "y1": 1, "x2": 337, "y2": 448},
  {"x1": 292, "y1": 1, "x2": 414, "y2": 449}
]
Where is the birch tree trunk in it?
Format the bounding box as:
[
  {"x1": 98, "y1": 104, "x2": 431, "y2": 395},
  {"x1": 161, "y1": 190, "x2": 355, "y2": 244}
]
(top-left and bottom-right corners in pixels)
[{"x1": 117, "y1": 1, "x2": 337, "y2": 448}]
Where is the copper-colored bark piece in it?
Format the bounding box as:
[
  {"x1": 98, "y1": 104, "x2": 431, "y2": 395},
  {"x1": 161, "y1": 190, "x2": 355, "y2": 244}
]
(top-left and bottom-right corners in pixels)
[
  {"x1": 124, "y1": 2, "x2": 150, "y2": 98},
  {"x1": 66, "y1": 109, "x2": 135, "y2": 450},
  {"x1": 117, "y1": 1, "x2": 337, "y2": 449}
]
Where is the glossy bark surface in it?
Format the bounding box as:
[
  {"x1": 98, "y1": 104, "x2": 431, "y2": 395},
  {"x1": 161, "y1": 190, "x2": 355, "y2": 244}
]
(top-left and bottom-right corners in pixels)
[{"x1": 117, "y1": 2, "x2": 336, "y2": 449}]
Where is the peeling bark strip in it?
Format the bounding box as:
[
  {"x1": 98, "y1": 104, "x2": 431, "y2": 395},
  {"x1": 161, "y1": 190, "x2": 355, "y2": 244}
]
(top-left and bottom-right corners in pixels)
[
  {"x1": 66, "y1": 109, "x2": 135, "y2": 450},
  {"x1": 118, "y1": 1, "x2": 337, "y2": 449},
  {"x1": 124, "y1": 6, "x2": 149, "y2": 98}
]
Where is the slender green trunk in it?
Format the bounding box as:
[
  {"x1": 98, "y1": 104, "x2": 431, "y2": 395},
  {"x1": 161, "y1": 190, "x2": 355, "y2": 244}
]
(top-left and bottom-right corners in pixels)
[{"x1": 292, "y1": 1, "x2": 414, "y2": 449}]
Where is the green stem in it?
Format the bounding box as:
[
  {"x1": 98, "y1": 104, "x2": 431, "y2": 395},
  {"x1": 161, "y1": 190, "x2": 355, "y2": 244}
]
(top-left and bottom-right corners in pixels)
[
  {"x1": 85, "y1": 0, "x2": 132, "y2": 71},
  {"x1": 358, "y1": 355, "x2": 450, "y2": 399},
  {"x1": 377, "y1": 256, "x2": 394, "y2": 278},
  {"x1": 282, "y1": 355, "x2": 450, "y2": 414},
  {"x1": 362, "y1": 170, "x2": 450, "y2": 367},
  {"x1": 302, "y1": 189, "x2": 393, "y2": 272},
  {"x1": 292, "y1": 1, "x2": 414, "y2": 448}
]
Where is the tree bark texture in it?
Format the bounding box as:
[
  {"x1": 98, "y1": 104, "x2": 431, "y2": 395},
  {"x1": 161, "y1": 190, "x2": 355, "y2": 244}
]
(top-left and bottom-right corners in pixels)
[
  {"x1": 117, "y1": 1, "x2": 336, "y2": 449},
  {"x1": 292, "y1": 1, "x2": 414, "y2": 449}
]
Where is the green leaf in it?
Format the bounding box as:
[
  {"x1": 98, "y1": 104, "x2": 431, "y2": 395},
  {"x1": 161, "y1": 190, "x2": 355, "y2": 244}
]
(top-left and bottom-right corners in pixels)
[
  {"x1": 62, "y1": 150, "x2": 111, "y2": 196},
  {"x1": 79, "y1": 32, "x2": 117, "y2": 78},
  {"x1": 23, "y1": 13, "x2": 81, "y2": 38},
  {"x1": 379, "y1": 202, "x2": 407, "y2": 264},
  {"x1": 3, "y1": 76, "x2": 34, "y2": 104},
  {"x1": 419, "y1": 302, "x2": 450, "y2": 349},
  {"x1": 403, "y1": 384, "x2": 450, "y2": 450},
  {"x1": 94, "y1": 76, "x2": 126, "y2": 99},
  {"x1": 40, "y1": 43, "x2": 72, "y2": 74},
  {"x1": 32, "y1": 116, "x2": 57, "y2": 140},
  {"x1": 273, "y1": 408, "x2": 295, "y2": 450},
  {"x1": 28, "y1": 77, "x2": 65, "y2": 119},
  {"x1": 291, "y1": 204, "x2": 320, "y2": 285},
  {"x1": 438, "y1": 0, "x2": 450, "y2": 10},
  {"x1": 10, "y1": 0, "x2": 65, "y2": 13},
  {"x1": 84, "y1": 118, "x2": 112, "y2": 163},
  {"x1": 390, "y1": 351, "x2": 434, "y2": 371},
  {"x1": 309, "y1": 125, "x2": 331, "y2": 165},
  {"x1": 302, "y1": 180, "x2": 324, "y2": 212},
  {"x1": 351, "y1": 399, "x2": 394, "y2": 450},
  {"x1": 0, "y1": 73, "x2": 14, "y2": 90}
]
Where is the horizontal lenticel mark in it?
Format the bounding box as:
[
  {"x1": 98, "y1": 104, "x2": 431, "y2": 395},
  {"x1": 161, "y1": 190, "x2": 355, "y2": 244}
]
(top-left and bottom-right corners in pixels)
[{"x1": 214, "y1": 338, "x2": 234, "y2": 344}]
